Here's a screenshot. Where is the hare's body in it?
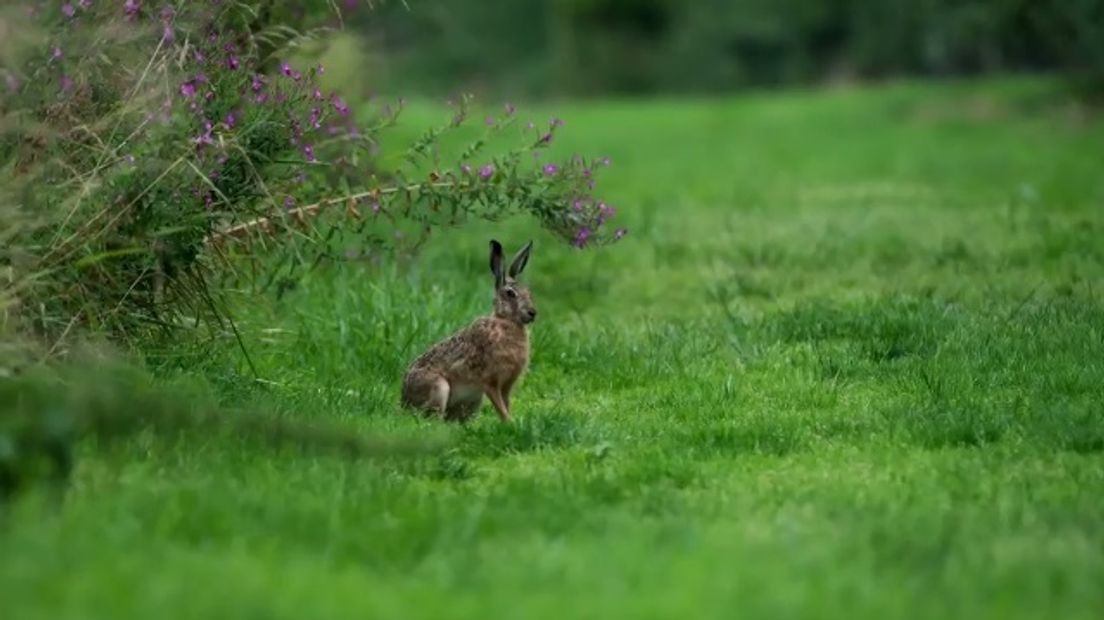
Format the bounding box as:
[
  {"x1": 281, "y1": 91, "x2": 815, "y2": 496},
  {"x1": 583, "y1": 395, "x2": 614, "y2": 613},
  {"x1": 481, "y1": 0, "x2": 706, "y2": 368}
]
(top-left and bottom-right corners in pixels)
[
  {"x1": 401, "y1": 316, "x2": 530, "y2": 422},
  {"x1": 400, "y1": 240, "x2": 536, "y2": 423}
]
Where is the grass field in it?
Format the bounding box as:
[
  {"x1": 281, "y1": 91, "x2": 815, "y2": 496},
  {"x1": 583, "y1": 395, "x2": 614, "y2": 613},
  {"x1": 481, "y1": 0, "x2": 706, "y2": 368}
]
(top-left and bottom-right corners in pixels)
[{"x1": 3, "y1": 77, "x2": 1104, "y2": 619}]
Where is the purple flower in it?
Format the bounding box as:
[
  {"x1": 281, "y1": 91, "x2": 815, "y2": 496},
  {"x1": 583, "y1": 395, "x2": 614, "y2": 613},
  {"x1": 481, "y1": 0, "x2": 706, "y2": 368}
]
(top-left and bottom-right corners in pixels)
[
  {"x1": 160, "y1": 6, "x2": 175, "y2": 21},
  {"x1": 224, "y1": 112, "x2": 237, "y2": 128},
  {"x1": 313, "y1": 88, "x2": 323, "y2": 101},
  {"x1": 614, "y1": 228, "x2": 627, "y2": 240},
  {"x1": 60, "y1": 75, "x2": 74, "y2": 93},
  {"x1": 227, "y1": 56, "x2": 240, "y2": 70},
  {"x1": 62, "y1": 4, "x2": 75, "y2": 18},
  {"x1": 179, "y1": 81, "x2": 196, "y2": 98},
  {"x1": 479, "y1": 164, "x2": 495, "y2": 179},
  {"x1": 124, "y1": 0, "x2": 139, "y2": 18},
  {"x1": 331, "y1": 95, "x2": 349, "y2": 116},
  {"x1": 537, "y1": 133, "x2": 553, "y2": 145},
  {"x1": 550, "y1": 118, "x2": 565, "y2": 129},
  {"x1": 253, "y1": 92, "x2": 268, "y2": 105},
  {"x1": 543, "y1": 163, "x2": 560, "y2": 176},
  {"x1": 573, "y1": 227, "x2": 591, "y2": 248},
  {"x1": 461, "y1": 164, "x2": 472, "y2": 175},
  {"x1": 79, "y1": 0, "x2": 93, "y2": 8},
  {"x1": 303, "y1": 144, "x2": 315, "y2": 162},
  {"x1": 162, "y1": 24, "x2": 175, "y2": 43},
  {"x1": 251, "y1": 74, "x2": 264, "y2": 92},
  {"x1": 598, "y1": 202, "x2": 616, "y2": 223},
  {"x1": 308, "y1": 108, "x2": 322, "y2": 129},
  {"x1": 193, "y1": 125, "x2": 214, "y2": 148},
  {"x1": 572, "y1": 199, "x2": 585, "y2": 211},
  {"x1": 284, "y1": 196, "x2": 296, "y2": 209},
  {"x1": 280, "y1": 61, "x2": 301, "y2": 80},
  {"x1": 504, "y1": 102, "x2": 516, "y2": 116}
]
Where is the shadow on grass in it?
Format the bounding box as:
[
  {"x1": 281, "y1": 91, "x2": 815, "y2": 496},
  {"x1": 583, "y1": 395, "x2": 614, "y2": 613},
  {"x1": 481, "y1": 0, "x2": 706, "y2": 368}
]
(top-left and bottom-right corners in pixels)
[{"x1": 455, "y1": 408, "x2": 590, "y2": 458}]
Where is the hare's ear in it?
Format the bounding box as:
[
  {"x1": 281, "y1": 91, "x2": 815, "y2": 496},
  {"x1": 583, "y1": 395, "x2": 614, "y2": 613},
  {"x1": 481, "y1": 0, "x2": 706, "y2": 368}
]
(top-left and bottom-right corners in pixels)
[
  {"x1": 489, "y1": 239, "x2": 505, "y2": 289},
  {"x1": 508, "y1": 240, "x2": 533, "y2": 278}
]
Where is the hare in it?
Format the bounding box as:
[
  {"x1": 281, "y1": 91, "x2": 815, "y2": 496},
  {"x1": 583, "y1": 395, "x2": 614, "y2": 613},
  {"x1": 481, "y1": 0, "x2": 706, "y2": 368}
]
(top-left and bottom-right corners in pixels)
[{"x1": 400, "y1": 239, "x2": 537, "y2": 423}]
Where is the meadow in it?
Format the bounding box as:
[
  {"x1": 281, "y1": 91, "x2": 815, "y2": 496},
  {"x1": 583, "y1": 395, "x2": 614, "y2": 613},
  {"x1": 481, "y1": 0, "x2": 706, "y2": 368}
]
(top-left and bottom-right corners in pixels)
[{"x1": 3, "y1": 77, "x2": 1104, "y2": 619}]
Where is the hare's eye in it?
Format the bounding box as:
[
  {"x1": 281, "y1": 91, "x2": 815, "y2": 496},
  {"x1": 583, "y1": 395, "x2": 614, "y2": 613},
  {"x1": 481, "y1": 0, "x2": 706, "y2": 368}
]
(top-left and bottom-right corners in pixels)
[{"x1": 505, "y1": 288, "x2": 517, "y2": 299}]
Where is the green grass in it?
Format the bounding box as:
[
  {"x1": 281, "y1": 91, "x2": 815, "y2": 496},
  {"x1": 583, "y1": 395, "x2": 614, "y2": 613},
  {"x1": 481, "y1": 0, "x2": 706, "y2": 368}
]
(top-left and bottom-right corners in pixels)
[{"x1": 4, "y1": 77, "x2": 1104, "y2": 619}]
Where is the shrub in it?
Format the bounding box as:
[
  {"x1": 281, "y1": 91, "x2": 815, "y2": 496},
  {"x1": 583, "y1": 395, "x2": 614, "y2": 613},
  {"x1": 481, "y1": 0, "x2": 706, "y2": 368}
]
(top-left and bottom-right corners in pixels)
[{"x1": 0, "y1": 1, "x2": 625, "y2": 359}]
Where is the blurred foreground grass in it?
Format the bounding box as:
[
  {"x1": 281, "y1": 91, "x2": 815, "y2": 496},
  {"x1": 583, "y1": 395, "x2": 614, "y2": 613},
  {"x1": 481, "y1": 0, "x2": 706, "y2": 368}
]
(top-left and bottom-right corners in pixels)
[{"x1": 2, "y1": 77, "x2": 1103, "y2": 619}]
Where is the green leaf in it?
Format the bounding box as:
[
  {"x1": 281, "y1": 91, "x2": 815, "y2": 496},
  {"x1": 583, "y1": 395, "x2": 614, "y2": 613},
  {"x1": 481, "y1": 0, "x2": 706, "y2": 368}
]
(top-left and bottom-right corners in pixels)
[{"x1": 74, "y1": 248, "x2": 148, "y2": 270}]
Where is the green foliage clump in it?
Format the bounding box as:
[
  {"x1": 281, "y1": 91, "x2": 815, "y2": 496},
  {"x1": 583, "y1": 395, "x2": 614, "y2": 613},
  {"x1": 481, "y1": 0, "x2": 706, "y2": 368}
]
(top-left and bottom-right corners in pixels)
[{"x1": 0, "y1": 351, "x2": 443, "y2": 503}]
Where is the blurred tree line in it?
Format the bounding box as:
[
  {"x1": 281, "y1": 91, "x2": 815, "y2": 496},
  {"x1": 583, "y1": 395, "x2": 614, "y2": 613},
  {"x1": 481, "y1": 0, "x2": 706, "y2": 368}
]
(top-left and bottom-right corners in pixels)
[{"x1": 353, "y1": 0, "x2": 1104, "y2": 97}]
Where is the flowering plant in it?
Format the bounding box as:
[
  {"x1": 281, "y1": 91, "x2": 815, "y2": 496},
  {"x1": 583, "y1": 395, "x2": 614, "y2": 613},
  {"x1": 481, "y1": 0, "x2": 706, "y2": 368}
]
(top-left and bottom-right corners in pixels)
[{"x1": 0, "y1": 1, "x2": 624, "y2": 347}]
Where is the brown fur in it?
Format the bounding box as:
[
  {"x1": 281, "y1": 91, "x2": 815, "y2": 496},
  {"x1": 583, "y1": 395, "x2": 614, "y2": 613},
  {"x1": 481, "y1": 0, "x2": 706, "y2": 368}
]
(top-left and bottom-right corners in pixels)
[{"x1": 400, "y1": 240, "x2": 536, "y2": 423}]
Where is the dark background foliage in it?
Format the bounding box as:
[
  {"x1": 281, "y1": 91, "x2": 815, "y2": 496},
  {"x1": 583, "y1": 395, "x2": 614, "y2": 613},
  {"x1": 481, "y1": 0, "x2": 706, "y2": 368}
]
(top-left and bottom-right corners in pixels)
[{"x1": 354, "y1": 0, "x2": 1104, "y2": 98}]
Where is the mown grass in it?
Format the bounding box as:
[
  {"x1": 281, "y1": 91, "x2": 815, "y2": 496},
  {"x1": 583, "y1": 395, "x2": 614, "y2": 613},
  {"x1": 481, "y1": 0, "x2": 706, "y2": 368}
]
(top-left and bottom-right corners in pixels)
[{"x1": 3, "y1": 77, "x2": 1104, "y2": 619}]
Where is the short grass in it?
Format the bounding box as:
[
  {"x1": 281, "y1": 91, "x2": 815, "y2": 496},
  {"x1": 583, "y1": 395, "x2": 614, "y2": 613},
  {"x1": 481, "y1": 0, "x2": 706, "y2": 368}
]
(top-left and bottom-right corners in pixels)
[{"x1": 4, "y1": 77, "x2": 1104, "y2": 619}]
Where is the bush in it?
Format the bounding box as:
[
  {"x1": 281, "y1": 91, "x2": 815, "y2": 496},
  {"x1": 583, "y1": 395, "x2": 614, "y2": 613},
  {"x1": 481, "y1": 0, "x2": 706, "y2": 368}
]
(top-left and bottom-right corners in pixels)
[{"x1": 0, "y1": 1, "x2": 624, "y2": 359}]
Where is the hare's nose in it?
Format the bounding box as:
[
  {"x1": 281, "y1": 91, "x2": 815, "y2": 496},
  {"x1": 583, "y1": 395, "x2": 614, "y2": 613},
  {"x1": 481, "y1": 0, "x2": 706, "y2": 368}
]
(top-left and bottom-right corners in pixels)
[{"x1": 527, "y1": 309, "x2": 538, "y2": 320}]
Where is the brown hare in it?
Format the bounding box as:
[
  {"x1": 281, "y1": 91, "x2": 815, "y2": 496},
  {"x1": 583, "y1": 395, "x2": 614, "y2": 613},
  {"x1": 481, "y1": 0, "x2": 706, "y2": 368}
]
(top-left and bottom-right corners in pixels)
[{"x1": 400, "y1": 239, "x2": 537, "y2": 423}]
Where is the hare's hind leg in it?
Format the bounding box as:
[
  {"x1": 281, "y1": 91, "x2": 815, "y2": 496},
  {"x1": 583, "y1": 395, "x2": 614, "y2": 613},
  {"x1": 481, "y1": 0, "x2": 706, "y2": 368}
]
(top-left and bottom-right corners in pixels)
[
  {"x1": 445, "y1": 384, "x2": 483, "y2": 423},
  {"x1": 401, "y1": 369, "x2": 449, "y2": 417}
]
